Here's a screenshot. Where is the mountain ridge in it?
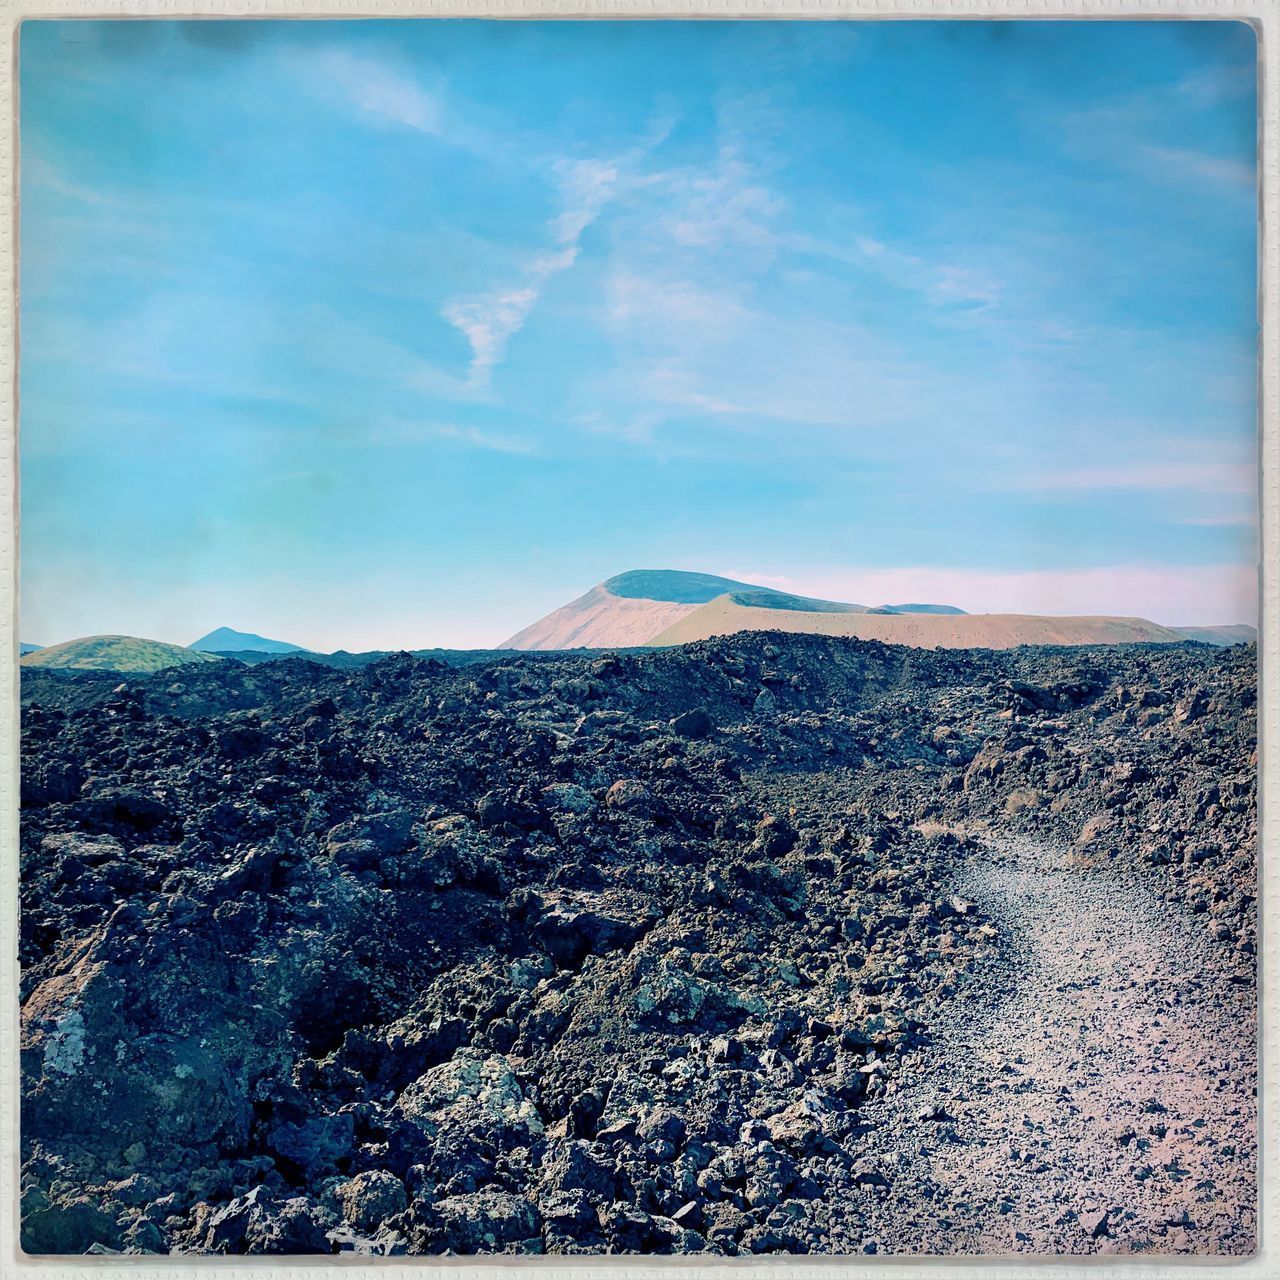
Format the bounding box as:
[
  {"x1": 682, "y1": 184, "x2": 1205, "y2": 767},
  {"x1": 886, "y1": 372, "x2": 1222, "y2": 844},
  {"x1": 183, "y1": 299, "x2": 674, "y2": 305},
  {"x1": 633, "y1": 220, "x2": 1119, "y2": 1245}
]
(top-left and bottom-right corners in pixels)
[
  {"x1": 502, "y1": 567, "x2": 1253, "y2": 652},
  {"x1": 191, "y1": 627, "x2": 306, "y2": 655},
  {"x1": 500, "y1": 568, "x2": 963, "y2": 650}
]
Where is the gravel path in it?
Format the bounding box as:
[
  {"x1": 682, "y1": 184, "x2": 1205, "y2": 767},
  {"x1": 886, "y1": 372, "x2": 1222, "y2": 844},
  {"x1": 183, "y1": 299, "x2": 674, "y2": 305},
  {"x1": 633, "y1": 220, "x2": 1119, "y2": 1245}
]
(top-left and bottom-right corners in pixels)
[{"x1": 857, "y1": 835, "x2": 1257, "y2": 1256}]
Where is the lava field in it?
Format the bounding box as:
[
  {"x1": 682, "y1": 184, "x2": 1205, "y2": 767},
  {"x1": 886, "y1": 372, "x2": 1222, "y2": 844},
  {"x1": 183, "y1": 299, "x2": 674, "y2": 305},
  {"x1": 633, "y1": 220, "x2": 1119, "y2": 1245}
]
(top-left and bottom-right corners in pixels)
[{"x1": 18, "y1": 633, "x2": 1256, "y2": 1255}]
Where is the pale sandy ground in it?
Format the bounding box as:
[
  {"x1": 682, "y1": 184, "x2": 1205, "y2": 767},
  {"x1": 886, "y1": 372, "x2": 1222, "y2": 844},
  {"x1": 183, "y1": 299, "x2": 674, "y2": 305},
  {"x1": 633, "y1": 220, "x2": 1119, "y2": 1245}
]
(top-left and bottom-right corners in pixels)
[
  {"x1": 853, "y1": 835, "x2": 1256, "y2": 1256},
  {"x1": 501, "y1": 585, "x2": 699, "y2": 649},
  {"x1": 650, "y1": 600, "x2": 1187, "y2": 649}
]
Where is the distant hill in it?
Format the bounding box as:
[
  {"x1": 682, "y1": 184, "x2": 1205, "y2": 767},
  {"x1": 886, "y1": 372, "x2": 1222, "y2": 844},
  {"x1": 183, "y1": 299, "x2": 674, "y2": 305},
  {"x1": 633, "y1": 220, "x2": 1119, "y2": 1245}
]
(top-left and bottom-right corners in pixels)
[
  {"x1": 191, "y1": 627, "x2": 306, "y2": 655},
  {"x1": 503, "y1": 569, "x2": 872, "y2": 650},
  {"x1": 1171, "y1": 624, "x2": 1257, "y2": 647},
  {"x1": 502, "y1": 568, "x2": 968, "y2": 650},
  {"x1": 500, "y1": 571, "x2": 750, "y2": 650},
  {"x1": 724, "y1": 589, "x2": 864, "y2": 614},
  {"x1": 20, "y1": 635, "x2": 225, "y2": 673},
  {"x1": 20, "y1": 642, "x2": 42, "y2": 655},
  {"x1": 605, "y1": 569, "x2": 788, "y2": 604},
  {"x1": 649, "y1": 600, "x2": 1189, "y2": 650},
  {"x1": 872, "y1": 603, "x2": 968, "y2": 616}
]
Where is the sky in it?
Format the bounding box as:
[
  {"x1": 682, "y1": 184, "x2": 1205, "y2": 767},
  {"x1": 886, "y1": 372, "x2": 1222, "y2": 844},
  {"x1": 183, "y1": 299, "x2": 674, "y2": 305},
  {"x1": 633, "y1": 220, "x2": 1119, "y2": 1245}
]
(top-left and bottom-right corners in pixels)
[{"x1": 19, "y1": 19, "x2": 1259, "y2": 649}]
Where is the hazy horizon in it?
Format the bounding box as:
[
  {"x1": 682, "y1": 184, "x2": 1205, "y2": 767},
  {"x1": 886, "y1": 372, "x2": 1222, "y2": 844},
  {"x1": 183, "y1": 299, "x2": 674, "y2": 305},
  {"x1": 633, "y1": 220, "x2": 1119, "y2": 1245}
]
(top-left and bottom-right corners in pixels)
[
  {"x1": 18, "y1": 559, "x2": 1260, "y2": 654},
  {"x1": 20, "y1": 20, "x2": 1259, "y2": 651}
]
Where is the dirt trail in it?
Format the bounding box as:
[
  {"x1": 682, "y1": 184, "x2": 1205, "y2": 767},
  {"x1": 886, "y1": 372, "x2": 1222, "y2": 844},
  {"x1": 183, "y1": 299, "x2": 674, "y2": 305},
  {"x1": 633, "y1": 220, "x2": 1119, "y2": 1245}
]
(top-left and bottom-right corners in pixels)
[{"x1": 859, "y1": 835, "x2": 1257, "y2": 1256}]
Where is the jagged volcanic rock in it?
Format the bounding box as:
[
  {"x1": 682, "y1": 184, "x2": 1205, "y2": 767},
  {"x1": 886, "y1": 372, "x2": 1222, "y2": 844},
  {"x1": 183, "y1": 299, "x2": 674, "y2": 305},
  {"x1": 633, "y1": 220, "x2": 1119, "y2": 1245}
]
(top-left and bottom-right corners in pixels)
[{"x1": 18, "y1": 634, "x2": 1256, "y2": 1255}]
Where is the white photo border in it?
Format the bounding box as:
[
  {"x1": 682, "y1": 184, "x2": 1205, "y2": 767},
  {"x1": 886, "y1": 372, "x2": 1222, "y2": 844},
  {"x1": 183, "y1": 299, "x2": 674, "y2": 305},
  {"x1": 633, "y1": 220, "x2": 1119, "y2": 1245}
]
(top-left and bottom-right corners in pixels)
[{"x1": 0, "y1": 1, "x2": 1272, "y2": 1276}]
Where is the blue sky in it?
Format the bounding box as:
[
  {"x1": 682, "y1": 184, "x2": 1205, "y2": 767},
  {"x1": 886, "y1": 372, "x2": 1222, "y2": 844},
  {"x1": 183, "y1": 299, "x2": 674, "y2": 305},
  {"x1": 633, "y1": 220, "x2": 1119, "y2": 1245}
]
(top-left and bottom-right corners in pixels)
[{"x1": 20, "y1": 19, "x2": 1258, "y2": 647}]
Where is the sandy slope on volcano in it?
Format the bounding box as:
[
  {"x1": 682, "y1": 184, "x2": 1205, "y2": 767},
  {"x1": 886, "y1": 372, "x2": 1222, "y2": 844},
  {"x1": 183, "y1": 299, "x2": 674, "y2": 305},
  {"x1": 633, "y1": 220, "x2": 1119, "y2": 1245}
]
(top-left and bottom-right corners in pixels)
[
  {"x1": 501, "y1": 584, "x2": 701, "y2": 650},
  {"x1": 650, "y1": 600, "x2": 1186, "y2": 649}
]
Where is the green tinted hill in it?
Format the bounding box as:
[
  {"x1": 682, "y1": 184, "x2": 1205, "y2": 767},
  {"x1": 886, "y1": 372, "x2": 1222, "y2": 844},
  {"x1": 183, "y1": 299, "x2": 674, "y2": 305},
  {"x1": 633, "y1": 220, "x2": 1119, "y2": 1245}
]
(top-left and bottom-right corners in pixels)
[{"x1": 20, "y1": 635, "x2": 226, "y2": 673}]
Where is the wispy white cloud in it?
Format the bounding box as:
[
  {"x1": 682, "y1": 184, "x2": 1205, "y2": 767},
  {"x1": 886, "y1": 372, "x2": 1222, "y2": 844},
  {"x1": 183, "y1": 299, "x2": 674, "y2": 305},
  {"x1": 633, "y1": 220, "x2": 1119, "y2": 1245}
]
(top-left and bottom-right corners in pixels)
[
  {"x1": 591, "y1": 143, "x2": 882, "y2": 437},
  {"x1": 443, "y1": 283, "x2": 542, "y2": 390},
  {"x1": 22, "y1": 289, "x2": 317, "y2": 411},
  {"x1": 590, "y1": 132, "x2": 1010, "y2": 450},
  {"x1": 1175, "y1": 60, "x2": 1257, "y2": 108},
  {"x1": 1141, "y1": 143, "x2": 1254, "y2": 191},
  {"x1": 1009, "y1": 460, "x2": 1254, "y2": 495},
  {"x1": 1061, "y1": 85, "x2": 1254, "y2": 197},
  {"x1": 552, "y1": 156, "x2": 622, "y2": 244},
  {"x1": 367, "y1": 419, "x2": 536, "y2": 454},
  {"x1": 847, "y1": 234, "x2": 1001, "y2": 311},
  {"x1": 597, "y1": 248, "x2": 930, "y2": 438},
  {"x1": 444, "y1": 156, "x2": 620, "y2": 389},
  {"x1": 658, "y1": 145, "x2": 783, "y2": 254},
  {"x1": 294, "y1": 308, "x2": 478, "y2": 405},
  {"x1": 23, "y1": 154, "x2": 120, "y2": 207},
  {"x1": 303, "y1": 48, "x2": 441, "y2": 134},
  {"x1": 1177, "y1": 511, "x2": 1258, "y2": 529},
  {"x1": 598, "y1": 139, "x2": 783, "y2": 354},
  {"x1": 606, "y1": 271, "x2": 749, "y2": 341},
  {"x1": 429, "y1": 422, "x2": 537, "y2": 455}
]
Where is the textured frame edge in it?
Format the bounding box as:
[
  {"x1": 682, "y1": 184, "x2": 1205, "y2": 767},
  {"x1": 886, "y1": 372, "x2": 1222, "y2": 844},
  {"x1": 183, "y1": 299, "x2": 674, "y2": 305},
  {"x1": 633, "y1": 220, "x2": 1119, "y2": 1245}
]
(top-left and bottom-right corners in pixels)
[{"x1": 0, "y1": 3, "x2": 1271, "y2": 1278}]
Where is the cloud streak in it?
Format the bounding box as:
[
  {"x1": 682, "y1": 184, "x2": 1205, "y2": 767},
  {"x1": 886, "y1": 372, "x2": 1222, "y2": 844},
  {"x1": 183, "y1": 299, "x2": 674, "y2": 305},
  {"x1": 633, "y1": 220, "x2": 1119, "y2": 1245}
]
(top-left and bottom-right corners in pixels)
[
  {"x1": 1142, "y1": 144, "x2": 1254, "y2": 192},
  {"x1": 304, "y1": 48, "x2": 441, "y2": 134},
  {"x1": 429, "y1": 422, "x2": 537, "y2": 455},
  {"x1": 1062, "y1": 84, "x2": 1255, "y2": 197},
  {"x1": 366, "y1": 419, "x2": 536, "y2": 454},
  {"x1": 657, "y1": 145, "x2": 782, "y2": 255},
  {"x1": 23, "y1": 154, "x2": 121, "y2": 207},
  {"x1": 1009, "y1": 460, "x2": 1255, "y2": 496},
  {"x1": 444, "y1": 157, "x2": 619, "y2": 389},
  {"x1": 851, "y1": 235, "x2": 1001, "y2": 312}
]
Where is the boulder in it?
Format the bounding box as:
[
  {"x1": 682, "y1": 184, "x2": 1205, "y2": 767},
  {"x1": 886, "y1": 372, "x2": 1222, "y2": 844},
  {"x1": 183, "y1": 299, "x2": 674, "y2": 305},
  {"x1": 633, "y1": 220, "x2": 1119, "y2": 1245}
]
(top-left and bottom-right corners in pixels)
[
  {"x1": 22, "y1": 1195, "x2": 123, "y2": 1255},
  {"x1": 541, "y1": 783, "x2": 595, "y2": 815},
  {"x1": 605, "y1": 779, "x2": 652, "y2": 816},
  {"x1": 539, "y1": 1140, "x2": 616, "y2": 1198},
  {"x1": 325, "y1": 810, "x2": 416, "y2": 872},
  {"x1": 204, "y1": 1187, "x2": 333, "y2": 1254},
  {"x1": 530, "y1": 894, "x2": 657, "y2": 967},
  {"x1": 335, "y1": 1170, "x2": 407, "y2": 1232},
  {"x1": 268, "y1": 1113, "x2": 355, "y2": 1179},
  {"x1": 396, "y1": 1050, "x2": 544, "y2": 1147},
  {"x1": 435, "y1": 1189, "x2": 542, "y2": 1253},
  {"x1": 670, "y1": 708, "x2": 713, "y2": 739}
]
